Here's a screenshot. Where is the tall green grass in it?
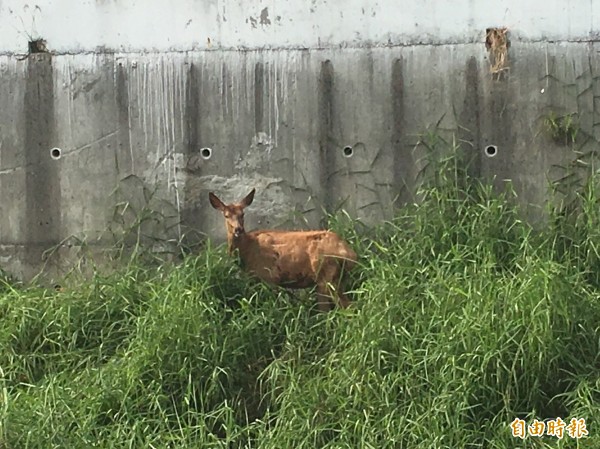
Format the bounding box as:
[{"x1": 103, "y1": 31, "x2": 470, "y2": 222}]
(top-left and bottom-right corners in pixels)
[{"x1": 1, "y1": 168, "x2": 599, "y2": 448}]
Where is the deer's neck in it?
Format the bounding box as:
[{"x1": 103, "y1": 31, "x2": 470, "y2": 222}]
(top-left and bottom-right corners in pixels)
[{"x1": 228, "y1": 232, "x2": 251, "y2": 258}]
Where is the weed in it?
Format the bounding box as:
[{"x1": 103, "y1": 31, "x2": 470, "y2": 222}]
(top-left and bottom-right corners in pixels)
[{"x1": 544, "y1": 112, "x2": 580, "y2": 145}]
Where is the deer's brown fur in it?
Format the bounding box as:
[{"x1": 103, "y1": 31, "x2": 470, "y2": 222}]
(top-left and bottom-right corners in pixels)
[{"x1": 209, "y1": 188, "x2": 357, "y2": 311}]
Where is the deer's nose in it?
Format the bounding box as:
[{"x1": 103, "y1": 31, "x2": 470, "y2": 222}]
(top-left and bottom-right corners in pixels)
[{"x1": 234, "y1": 227, "x2": 243, "y2": 236}]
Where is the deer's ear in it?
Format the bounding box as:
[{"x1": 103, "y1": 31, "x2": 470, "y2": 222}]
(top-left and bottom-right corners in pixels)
[
  {"x1": 240, "y1": 188, "x2": 255, "y2": 208},
  {"x1": 209, "y1": 192, "x2": 225, "y2": 211}
]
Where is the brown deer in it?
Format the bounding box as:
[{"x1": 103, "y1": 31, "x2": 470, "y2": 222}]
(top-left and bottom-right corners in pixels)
[{"x1": 209, "y1": 188, "x2": 357, "y2": 311}]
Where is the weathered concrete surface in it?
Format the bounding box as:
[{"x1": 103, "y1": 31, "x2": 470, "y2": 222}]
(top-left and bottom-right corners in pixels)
[
  {"x1": 1, "y1": 0, "x2": 599, "y2": 280},
  {"x1": 0, "y1": 0, "x2": 598, "y2": 54}
]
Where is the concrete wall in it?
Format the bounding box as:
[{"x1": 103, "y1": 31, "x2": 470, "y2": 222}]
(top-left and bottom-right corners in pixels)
[
  {"x1": 1, "y1": 0, "x2": 598, "y2": 53},
  {"x1": 1, "y1": 0, "x2": 599, "y2": 280}
]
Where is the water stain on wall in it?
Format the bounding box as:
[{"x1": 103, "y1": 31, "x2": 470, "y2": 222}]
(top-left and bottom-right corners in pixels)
[
  {"x1": 318, "y1": 59, "x2": 335, "y2": 212},
  {"x1": 23, "y1": 53, "x2": 61, "y2": 272}
]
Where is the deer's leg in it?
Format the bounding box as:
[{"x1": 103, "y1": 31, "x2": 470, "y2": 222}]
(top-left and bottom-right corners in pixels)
[
  {"x1": 337, "y1": 286, "x2": 352, "y2": 309},
  {"x1": 337, "y1": 259, "x2": 353, "y2": 309},
  {"x1": 315, "y1": 281, "x2": 334, "y2": 312},
  {"x1": 312, "y1": 256, "x2": 335, "y2": 312},
  {"x1": 316, "y1": 258, "x2": 352, "y2": 311},
  {"x1": 329, "y1": 269, "x2": 352, "y2": 309}
]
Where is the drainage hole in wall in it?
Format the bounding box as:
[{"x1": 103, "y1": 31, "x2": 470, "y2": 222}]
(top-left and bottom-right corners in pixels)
[
  {"x1": 200, "y1": 147, "x2": 212, "y2": 160},
  {"x1": 343, "y1": 146, "x2": 353, "y2": 158},
  {"x1": 485, "y1": 145, "x2": 498, "y2": 157},
  {"x1": 50, "y1": 147, "x2": 62, "y2": 160}
]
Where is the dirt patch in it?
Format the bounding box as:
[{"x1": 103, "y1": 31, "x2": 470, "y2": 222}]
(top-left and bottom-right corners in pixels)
[{"x1": 28, "y1": 39, "x2": 48, "y2": 54}]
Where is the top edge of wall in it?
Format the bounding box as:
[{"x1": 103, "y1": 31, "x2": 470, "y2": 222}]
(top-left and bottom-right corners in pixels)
[{"x1": 1, "y1": 0, "x2": 598, "y2": 54}]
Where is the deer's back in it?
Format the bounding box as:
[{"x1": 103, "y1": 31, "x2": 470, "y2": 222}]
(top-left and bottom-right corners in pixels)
[{"x1": 238, "y1": 230, "x2": 356, "y2": 288}]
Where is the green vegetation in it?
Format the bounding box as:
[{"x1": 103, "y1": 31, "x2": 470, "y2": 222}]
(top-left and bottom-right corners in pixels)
[
  {"x1": 544, "y1": 112, "x2": 580, "y2": 145},
  {"x1": 1, "y1": 159, "x2": 599, "y2": 448}
]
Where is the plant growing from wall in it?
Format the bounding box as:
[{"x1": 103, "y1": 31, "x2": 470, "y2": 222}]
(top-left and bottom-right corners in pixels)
[{"x1": 544, "y1": 111, "x2": 580, "y2": 145}]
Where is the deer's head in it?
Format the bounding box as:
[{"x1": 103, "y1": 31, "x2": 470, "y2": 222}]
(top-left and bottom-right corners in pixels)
[{"x1": 209, "y1": 189, "x2": 256, "y2": 248}]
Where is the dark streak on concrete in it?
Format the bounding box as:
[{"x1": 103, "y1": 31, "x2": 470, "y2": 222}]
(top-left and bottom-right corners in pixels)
[
  {"x1": 485, "y1": 65, "x2": 515, "y2": 194},
  {"x1": 366, "y1": 50, "x2": 375, "y2": 97},
  {"x1": 254, "y1": 62, "x2": 264, "y2": 133},
  {"x1": 221, "y1": 62, "x2": 233, "y2": 121},
  {"x1": 391, "y1": 58, "x2": 409, "y2": 204},
  {"x1": 185, "y1": 63, "x2": 200, "y2": 155},
  {"x1": 318, "y1": 59, "x2": 335, "y2": 212},
  {"x1": 115, "y1": 62, "x2": 131, "y2": 174},
  {"x1": 24, "y1": 53, "x2": 60, "y2": 273},
  {"x1": 181, "y1": 62, "x2": 205, "y2": 240},
  {"x1": 459, "y1": 57, "x2": 481, "y2": 179}
]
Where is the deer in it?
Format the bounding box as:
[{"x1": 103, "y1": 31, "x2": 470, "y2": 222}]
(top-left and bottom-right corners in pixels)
[{"x1": 208, "y1": 188, "x2": 357, "y2": 311}]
